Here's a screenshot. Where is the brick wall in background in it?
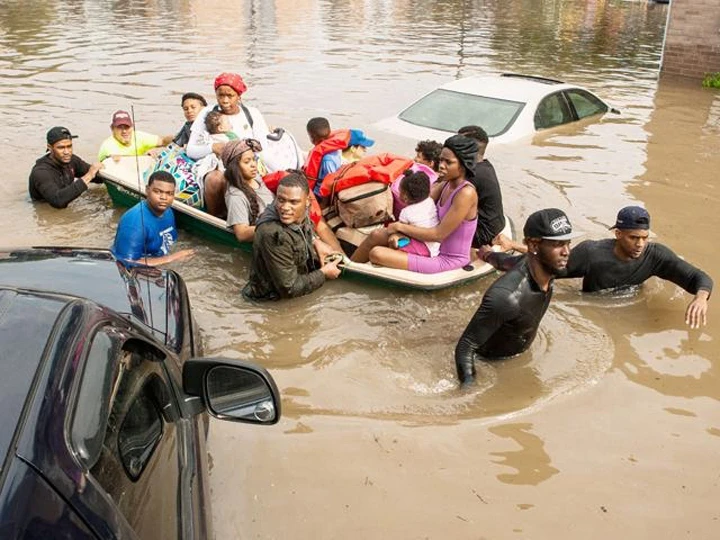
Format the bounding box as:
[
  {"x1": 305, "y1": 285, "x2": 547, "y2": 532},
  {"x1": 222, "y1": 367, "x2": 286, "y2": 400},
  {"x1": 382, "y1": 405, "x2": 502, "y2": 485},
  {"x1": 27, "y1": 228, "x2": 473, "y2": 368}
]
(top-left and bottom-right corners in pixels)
[{"x1": 662, "y1": 0, "x2": 720, "y2": 79}]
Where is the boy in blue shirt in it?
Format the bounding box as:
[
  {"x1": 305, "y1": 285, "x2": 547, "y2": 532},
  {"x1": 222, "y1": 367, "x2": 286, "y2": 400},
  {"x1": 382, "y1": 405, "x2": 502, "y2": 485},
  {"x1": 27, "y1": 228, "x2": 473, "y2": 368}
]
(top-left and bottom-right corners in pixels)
[{"x1": 111, "y1": 171, "x2": 195, "y2": 266}]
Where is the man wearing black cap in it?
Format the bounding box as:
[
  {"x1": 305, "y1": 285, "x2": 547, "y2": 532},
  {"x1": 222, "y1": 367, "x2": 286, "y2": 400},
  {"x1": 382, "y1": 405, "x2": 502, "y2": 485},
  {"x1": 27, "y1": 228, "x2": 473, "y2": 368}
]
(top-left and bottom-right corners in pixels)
[
  {"x1": 482, "y1": 205, "x2": 713, "y2": 328},
  {"x1": 29, "y1": 126, "x2": 104, "y2": 208},
  {"x1": 564, "y1": 206, "x2": 712, "y2": 328},
  {"x1": 455, "y1": 208, "x2": 582, "y2": 385}
]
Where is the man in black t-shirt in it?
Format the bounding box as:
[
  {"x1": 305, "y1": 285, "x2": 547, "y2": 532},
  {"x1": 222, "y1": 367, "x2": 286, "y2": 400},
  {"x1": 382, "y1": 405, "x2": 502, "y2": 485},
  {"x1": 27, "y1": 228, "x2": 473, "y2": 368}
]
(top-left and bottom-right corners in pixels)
[
  {"x1": 482, "y1": 206, "x2": 713, "y2": 328},
  {"x1": 29, "y1": 126, "x2": 103, "y2": 208},
  {"x1": 456, "y1": 208, "x2": 582, "y2": 385},
  {"x1": 457, "y1": 125, "x2": 506, "y2": 247}
]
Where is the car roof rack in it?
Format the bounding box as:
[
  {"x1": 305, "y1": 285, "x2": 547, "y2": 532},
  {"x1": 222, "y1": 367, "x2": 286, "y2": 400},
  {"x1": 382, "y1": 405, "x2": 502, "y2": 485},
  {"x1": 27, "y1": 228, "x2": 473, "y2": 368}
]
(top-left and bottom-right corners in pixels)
[{"x1": 501, "y1": 73, "x2": 565, "y2": 85}]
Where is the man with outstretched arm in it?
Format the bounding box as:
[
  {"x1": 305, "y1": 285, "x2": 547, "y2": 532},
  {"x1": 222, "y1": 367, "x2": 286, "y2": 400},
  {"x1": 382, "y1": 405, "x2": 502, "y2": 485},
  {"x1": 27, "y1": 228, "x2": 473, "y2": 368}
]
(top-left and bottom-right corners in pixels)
[
  {"x1": 456, "y1": 208, "x2": 582, "y2": 385},
  {"x1": 480, "y1": 206, "x2": 712, "y2": 328},
  {"x1": 111, "y1": 171, "x2": 195, "y2": 266}
]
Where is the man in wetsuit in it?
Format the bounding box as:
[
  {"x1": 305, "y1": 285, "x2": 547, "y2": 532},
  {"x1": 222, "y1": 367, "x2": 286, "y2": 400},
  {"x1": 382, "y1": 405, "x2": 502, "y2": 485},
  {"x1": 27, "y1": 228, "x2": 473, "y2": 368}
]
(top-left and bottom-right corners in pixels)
[
  {"x1": 457, "y1": 125, "x2": 506, "y2": 248},
  {"x1": 482, "y1": 206, "x2": 712, "y2": 328},
  {"x1": 455, "y1": 208, "x2": 582, "y2": 385}
]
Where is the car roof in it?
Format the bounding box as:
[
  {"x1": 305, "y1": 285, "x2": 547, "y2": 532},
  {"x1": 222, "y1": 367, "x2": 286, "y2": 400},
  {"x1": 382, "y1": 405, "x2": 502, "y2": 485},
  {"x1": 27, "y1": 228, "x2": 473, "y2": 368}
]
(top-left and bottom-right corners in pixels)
[
  {"x1": 0, "y1": 248, "x2": 172, "y2": 339},
  {"x1": 439, "y1": 73, "x2": 575, "y2": 103},
  {"x1": 0, "y1": 289, "x2": 69, "y2": 468}
]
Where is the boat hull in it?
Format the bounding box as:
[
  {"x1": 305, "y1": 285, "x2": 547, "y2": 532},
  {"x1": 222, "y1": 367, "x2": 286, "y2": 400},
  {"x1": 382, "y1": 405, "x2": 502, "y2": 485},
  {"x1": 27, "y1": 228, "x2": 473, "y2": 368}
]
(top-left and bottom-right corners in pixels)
[{"x1": 100, "y1": 156, "x2": 510, "y2": 291}]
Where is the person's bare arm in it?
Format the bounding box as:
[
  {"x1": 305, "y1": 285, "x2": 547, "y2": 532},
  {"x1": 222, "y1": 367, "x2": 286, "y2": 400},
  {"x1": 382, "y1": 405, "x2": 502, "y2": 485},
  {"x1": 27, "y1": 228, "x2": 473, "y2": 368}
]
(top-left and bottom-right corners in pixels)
[
  {"x1": 232, "y1": 223, "x2": 255, "y2": 243},
  {"x1": 388, "y1": 185, "x2": 477, "y2": 243},
  {"x1": 131, "y1": 249, "x2": 196, "y2": 266}
]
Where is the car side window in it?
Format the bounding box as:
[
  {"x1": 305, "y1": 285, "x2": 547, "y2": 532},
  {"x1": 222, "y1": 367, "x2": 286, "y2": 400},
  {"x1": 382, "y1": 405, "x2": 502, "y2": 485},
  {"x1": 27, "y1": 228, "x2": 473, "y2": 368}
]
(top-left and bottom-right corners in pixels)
[
  {"x1": 565, "y1": 89, "x2": 608, "y2": 119},
  {"x1": 83, "y1": 342, "x2": 182, "y2": 537},
  {"x1": 534, "y1": 93, "x2": 573, "y2": 130}
]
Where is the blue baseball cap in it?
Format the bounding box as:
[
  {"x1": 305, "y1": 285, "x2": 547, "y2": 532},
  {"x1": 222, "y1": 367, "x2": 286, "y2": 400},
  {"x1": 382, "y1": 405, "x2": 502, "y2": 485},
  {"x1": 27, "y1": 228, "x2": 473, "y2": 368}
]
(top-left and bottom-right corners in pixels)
[
  {"x1": 610, "y1": 206, "x2": 650, "y2": 230},
  {"x1": 348, "y1": 129, "x2": 375, "y2": 148}
]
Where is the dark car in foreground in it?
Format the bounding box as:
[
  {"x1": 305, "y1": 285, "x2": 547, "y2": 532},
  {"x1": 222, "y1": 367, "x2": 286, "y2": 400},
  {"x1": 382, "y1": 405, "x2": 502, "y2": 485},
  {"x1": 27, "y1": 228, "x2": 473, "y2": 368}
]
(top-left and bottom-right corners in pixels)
[{"x1": 0, "y1": 247, "x2": 280, "y2": 539}]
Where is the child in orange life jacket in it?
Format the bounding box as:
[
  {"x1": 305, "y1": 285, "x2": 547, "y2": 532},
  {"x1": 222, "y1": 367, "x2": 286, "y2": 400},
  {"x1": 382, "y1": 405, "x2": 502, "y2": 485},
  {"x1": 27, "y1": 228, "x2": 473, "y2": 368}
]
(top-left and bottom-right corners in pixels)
[{"x1": 389, "y1": 170, "x2": 440, "y2": 257}]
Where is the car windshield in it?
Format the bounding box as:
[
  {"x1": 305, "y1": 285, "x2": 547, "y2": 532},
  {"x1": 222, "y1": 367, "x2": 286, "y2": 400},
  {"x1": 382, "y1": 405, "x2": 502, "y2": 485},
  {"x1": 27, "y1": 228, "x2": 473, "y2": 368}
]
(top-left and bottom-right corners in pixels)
[{"x1": 398, "y1": 89, "x2": 525, "y2": 137}]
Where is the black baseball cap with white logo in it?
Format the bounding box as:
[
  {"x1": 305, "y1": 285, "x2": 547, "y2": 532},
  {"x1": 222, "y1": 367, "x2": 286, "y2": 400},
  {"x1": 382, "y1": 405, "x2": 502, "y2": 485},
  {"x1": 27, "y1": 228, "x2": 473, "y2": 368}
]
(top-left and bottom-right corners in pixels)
[
  {"x1": 46, "y1": 126, "x2": 77, "y2": 146},
  {"x1": 523, "y1": 208, "x2": 583, "y2": 241}
]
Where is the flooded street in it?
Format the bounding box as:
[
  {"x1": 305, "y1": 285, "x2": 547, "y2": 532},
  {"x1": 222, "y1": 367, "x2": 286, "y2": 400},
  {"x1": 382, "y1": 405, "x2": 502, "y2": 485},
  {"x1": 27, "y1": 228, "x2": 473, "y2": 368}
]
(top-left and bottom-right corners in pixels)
[{"x1": 2, "y1": 0, "x2": 719, "y2": 538}]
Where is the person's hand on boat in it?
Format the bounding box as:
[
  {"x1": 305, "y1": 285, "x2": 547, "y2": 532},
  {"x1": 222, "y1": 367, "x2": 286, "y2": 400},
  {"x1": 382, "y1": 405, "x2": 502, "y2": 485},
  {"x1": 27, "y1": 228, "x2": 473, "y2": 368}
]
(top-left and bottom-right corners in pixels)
[
  {"x1": 492, "y1": 232, "x2": 527, "y2": 254},
  {"x1": 81, "y1": 162, "x2": 104, "y2": 185},
  {"x1": 476, "y1": 245, "x2": 495, "y2": 264},
  {"x1": 313, "y1": 237, "x2": 336, "y2": 262},
  {"x1": 320, "y1": 256, "x2": 342, "y2": 280}
]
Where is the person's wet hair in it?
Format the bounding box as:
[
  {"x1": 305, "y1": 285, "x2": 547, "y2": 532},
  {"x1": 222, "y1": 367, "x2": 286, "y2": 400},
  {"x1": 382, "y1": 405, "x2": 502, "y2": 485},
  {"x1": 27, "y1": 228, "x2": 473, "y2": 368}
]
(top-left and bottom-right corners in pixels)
[
  {"x1": 414, "y1": 140, "x2": 442, "y2": 171},
  {"x1": 181, "y1": 92, "x2": 207, "y2": 107},
  {"x1": 399, "y1": 169, "x2": 430, "y2": 204},
  {"x1": 278, "y1": 171, "x2": 310, "y2": 195},
  {"x1": 205, "y1": 110, "x2": 224, "y2": 134},
  {"x1": 306, "y1": 117, "x2": 331, "y2": 139},
  {"x1": 147, "y1": 170, "x2": 176, "y2": 186}
]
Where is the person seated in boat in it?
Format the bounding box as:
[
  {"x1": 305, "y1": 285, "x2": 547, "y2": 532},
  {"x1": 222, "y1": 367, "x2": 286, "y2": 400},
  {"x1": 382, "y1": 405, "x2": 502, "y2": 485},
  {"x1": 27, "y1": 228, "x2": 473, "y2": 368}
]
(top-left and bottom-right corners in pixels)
[
  {"x1": 388, "y1": 170, "x2": 440, "y2": 258},
  {"x1": 306, "y1": 117, "x2": 343, "y2": 198},
  {"x1": 457, "y1": 125, "x2": 507, "y2": 250},
  {"x1": 221, "y1": 139, "x2": 275, "y2": 243},
  {"x1": 205, "y1": 110, "x2": 239, "y2": 143},
  {"x1": 186, "y1": 72, "x2": 271, "y2": 217},
  {"x1": 173, "y1": 92, "x2": 207, "y2": 148},
  {"x1": 98, "y1": 110, "x2": 173, "y2": 162},
  {"x1": 350, "y1": 135, "x2": 479, "y2": 274},
  {"x1": 414, "y1": 140, "x2": 442, "y2": 172},
  {"x1": 111, "y1": 170, "x2": 195, "y2": 266},
  {"x1": 243, "y1": 172, "x2": 342, "y2": 301},
  {"x1": 341, "y1": 133, "x2": 375, "y2": 165},
  {"x1": 29, "y1": 126, "x2": 104, "y2": 209}
]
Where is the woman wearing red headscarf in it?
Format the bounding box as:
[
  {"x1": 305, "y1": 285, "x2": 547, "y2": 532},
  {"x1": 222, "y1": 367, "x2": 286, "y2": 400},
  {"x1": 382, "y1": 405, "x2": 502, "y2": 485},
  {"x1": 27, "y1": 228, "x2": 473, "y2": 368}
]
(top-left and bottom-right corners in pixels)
[{"x1": 186, "y1": 72, "x2": 270, "y2": 217}]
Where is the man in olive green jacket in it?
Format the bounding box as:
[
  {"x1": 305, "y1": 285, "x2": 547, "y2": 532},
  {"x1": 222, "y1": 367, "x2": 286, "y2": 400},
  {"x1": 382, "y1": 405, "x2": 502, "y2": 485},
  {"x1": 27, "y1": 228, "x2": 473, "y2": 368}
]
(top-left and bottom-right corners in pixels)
[{"x1": 243, "y1": 173, "x2": 341, "y2": 301}]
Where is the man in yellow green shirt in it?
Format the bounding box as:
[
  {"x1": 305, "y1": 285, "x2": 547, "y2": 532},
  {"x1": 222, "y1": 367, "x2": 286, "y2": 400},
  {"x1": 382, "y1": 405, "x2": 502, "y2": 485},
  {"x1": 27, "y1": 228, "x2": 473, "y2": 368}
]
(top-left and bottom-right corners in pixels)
[{"x1": 98, "y1": 110, "x2": 173, "y2": 161}]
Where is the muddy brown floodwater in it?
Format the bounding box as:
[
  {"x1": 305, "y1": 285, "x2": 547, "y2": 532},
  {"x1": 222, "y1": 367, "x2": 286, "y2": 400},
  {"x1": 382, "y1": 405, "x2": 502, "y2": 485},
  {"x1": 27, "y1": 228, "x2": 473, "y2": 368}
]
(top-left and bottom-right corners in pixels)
[{"x1": 1, "y1": 0, "x2": 719, "y2": 538}]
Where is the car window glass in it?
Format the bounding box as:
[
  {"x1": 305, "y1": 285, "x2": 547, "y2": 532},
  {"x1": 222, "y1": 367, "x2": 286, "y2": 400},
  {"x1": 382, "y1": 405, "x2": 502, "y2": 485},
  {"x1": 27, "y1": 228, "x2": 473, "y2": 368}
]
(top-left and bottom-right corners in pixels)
[
  {"x1": 70, "y1": 329, "x2": 122, "y2": 468},
  {"x1": 534, "y1": 93, "x2": 574, "y2": 129},
  {"x1": 89, "y1": 349, "x2": 181, "y2": 537},
  {"x1": 399, "y1": 89, "x2": 525, "y2": 137},
  {"x1": 117, "y1": 379, "x2": 164, "y2": 479},
  {"x1": 565, "y1": 89, "x2": 608, "y2": 119}
]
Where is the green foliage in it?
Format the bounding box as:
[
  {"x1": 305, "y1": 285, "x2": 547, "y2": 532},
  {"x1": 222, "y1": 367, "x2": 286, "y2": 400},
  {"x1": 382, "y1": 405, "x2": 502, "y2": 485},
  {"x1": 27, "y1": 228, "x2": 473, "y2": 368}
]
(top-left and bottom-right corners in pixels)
[{"x1": 702, "y1": 72, "x2": 720, "y2": 88}]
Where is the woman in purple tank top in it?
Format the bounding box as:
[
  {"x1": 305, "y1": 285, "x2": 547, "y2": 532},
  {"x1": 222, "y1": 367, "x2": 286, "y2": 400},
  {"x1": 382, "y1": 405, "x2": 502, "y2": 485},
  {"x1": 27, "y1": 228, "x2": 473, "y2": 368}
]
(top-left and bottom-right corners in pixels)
[{"x1": 351, "y1": 135, "x2": 479, "y2": 274}]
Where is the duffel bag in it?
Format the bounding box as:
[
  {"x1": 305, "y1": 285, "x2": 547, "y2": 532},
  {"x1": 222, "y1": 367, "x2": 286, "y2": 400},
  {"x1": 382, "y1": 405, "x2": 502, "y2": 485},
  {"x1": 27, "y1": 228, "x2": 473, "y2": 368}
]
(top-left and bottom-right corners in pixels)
[{"x1": 336, "y1": 181, "x2": 393, "y2": 228}]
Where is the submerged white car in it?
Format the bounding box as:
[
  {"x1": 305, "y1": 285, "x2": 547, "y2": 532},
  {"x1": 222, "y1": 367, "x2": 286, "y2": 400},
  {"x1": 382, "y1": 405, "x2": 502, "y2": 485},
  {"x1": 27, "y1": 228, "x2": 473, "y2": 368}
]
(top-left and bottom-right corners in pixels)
[{"x1": 375, "y1": 73, "x2": 618, "y2": 144}]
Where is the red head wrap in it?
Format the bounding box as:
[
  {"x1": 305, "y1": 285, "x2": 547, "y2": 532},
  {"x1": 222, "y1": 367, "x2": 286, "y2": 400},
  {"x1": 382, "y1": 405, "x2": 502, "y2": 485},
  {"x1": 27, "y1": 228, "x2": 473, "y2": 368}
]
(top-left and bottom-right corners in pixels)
[{"x1": 214, "y1": 72, "x2": 248, "y2": 96}]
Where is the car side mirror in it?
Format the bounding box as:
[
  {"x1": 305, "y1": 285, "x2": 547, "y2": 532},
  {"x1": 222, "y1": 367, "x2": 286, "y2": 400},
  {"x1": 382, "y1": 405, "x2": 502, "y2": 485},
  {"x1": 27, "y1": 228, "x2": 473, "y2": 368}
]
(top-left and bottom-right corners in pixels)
[{"x1": 183, "y1": 358, "x2": 281, "y2": 425}]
